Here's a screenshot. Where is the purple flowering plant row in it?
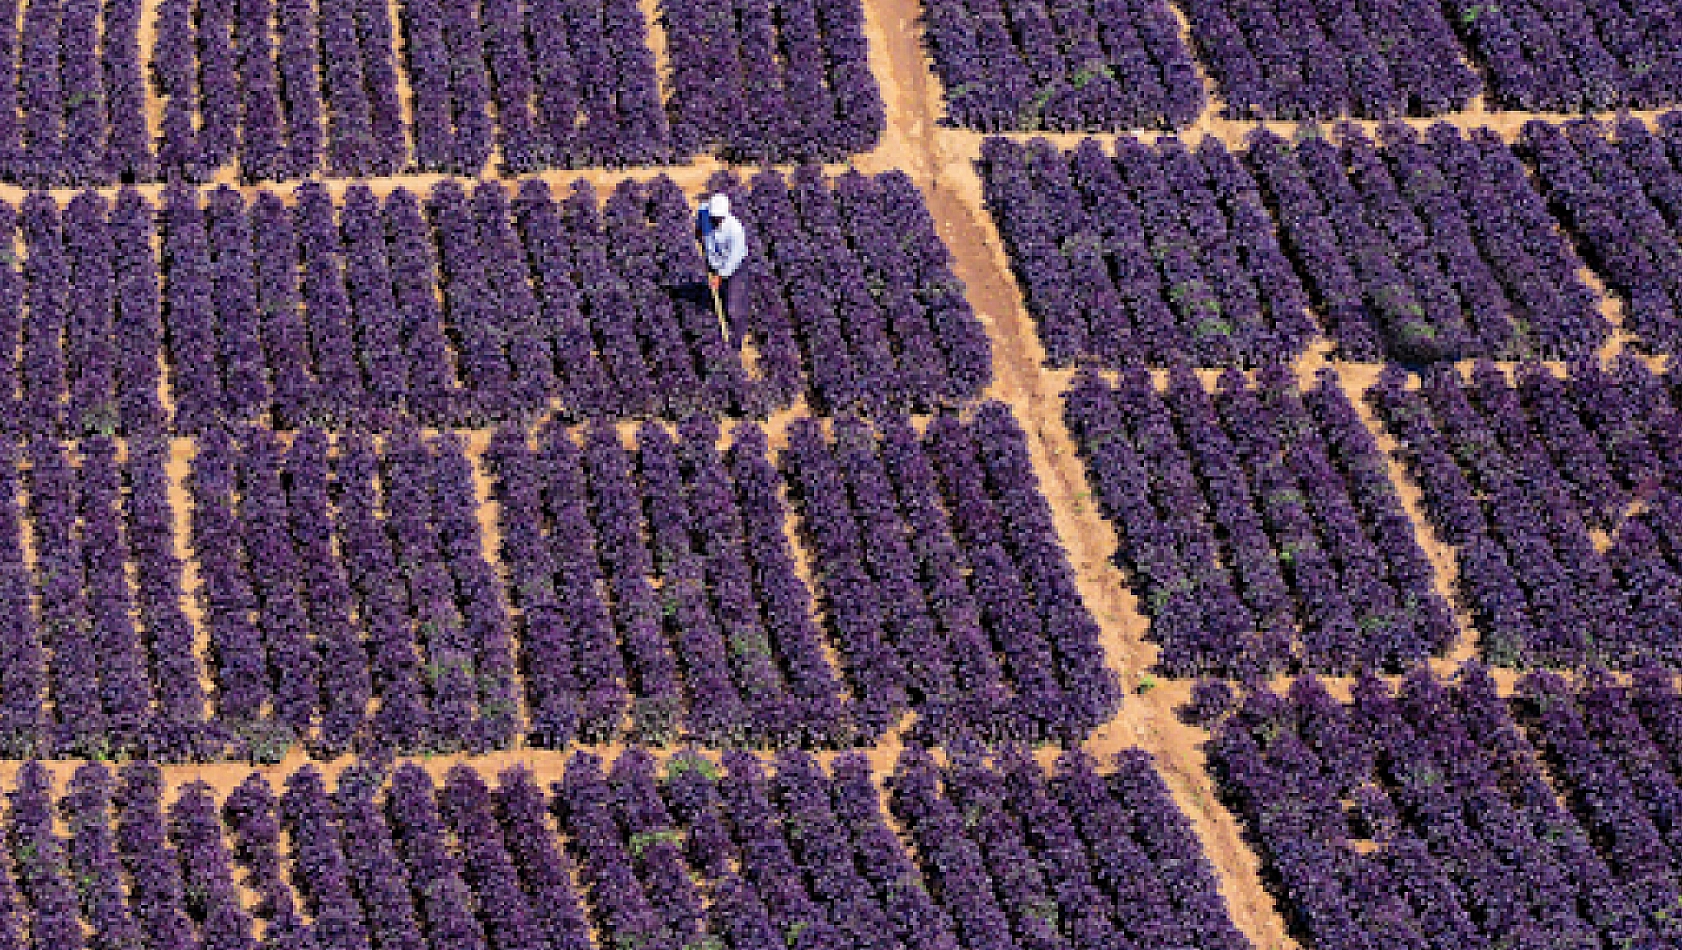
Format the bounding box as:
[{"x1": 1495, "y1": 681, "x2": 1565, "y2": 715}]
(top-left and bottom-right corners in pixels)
[
  {"x1": 1064, "y1": 366, "x2": 1455, "y2": 678},
  {"x1": 1522, "y1": 115, "x2": 1682, "y2": 358},
  {"x1": 1202, "y1": 666, "x2": 1682, "y2": 950},
  {"x1": 0, "y1": 401, "x2": 1111, "y2": 761},
  {"x1": 1176, "y1": 0, "x2": 1479, "y2": 121},
  {"x1": 1368, "y1": 359, "x2": 1682, "y2": 670},
  {"x1": 0, "y1": 0, "x2": 881, "y2": 185},
  {"x1": 0, "y1": 745, "x2": 1245, "y2": 950},
  {"x1": 932, "y1": 0, "x2": 1682, "y2": 126},
  {"x1": 922, "y1": 0, "x2": 1203, "y2": 132},
  {"x1": 661, "y1": 0, "x2": 884, "y2": 162},
  {"x1": 981, "y1": 135, "x2": 1316, "y2": 368},
  {"x1": 0, "y1": 169, "x2": 986, "y2": 439},
  {"x1": 1444, "y1": 0, "x2": 1682, "y2": 112},
  {"x1": 487, "y1": 402, "x2": 1117, "y2": 750},
  {"x1": 982, "y1": 124, "x2": 1610, "y2": 368}
]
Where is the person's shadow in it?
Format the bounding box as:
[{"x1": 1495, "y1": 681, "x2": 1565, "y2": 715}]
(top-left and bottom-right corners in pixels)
[
  {"x1": 663, "y1": 277, "x2": 738, "y2": 348},
  {"x1": 666, "y1": 278, "x2": 712, "y2": 310}
]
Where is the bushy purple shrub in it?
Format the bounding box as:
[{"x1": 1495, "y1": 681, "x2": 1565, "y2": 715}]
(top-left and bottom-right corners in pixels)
[
  {"x1": 1446, "y1": 0, "x2": 1682, "y2": 111},
  {"x1": 0, "y1": 172, "x2": 982, "y2": 430},
  {"x1": 1179, "y1": 0, "x2": 1477, "y2": 119},
  {"x1": 1369, "y1": 359, "x2": 1682, "y2": 669},
  {"x1": 925, "y1": 0, "x2": 1202, "y2": 129},
  {"x1": 1212, "y1": 668, "x2": 1682, "y2": 949},
  {"x1": 1067, "y1": 365, "x2": 1455, "y2": 676}
]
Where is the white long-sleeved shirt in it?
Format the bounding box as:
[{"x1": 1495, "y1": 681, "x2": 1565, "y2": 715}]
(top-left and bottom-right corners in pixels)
[{"x1": 699, "y1": 209, "x2": 747, "y2": 278}]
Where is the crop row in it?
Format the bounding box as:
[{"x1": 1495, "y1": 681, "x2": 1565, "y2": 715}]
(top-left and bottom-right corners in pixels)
[
  {"x1": 1203, "y1": 666, "x2": 1682, "y2": 950},
  {"x1": 1065, "y1": 366, "x2": 1452, "y2": 678},
  {"x1": 982, "y1": 123, "x2": 1610, "y2": 368},
  {"x1": 921, "y1": 0, "x2": 1203, "y2": 132},
  {"x1": 1178, "y1": 0, "x2": 1478, "y2": 121},
  {"x1": 1443, "y1": 0, "x2": 1682, "y2": 113},
  {"x1": 0, "y1": 745, "x2": 1244, "y2": 950},
  {"x1": 1369, "y1": 359, "x2": 1682, "y2": 670},
  {"x1": 486, "y1": 403, "x2": 1115, "y2": 747},
  {"x1": 0, "y1": 402, "x2": 1110, "y2": 761},
  {"x1": 928, "y1": 0, "x2": 1682, "y2": 128},
  {"x1": 982, "y1": 135, "x2": 1316, "y2": 368},
  {"x1": 1248, "y1": 124, "x2": 1606, "y2": 363},
  {"x1": 0, "y1": 0, "x2": 882, "y2": 186},
  {"x1": 662, "y1": 0, "x2": 882, "y2": 163},
  {"x1": 1522, "y1": 116, "x2": 1682, "y2": 357},
  {"x1": 0, "y1": 168, "x2": 986, "y2": 438}
]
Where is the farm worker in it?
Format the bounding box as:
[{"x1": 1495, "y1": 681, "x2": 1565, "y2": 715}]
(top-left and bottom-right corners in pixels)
[{"x1": 699, "y1": 193, "x2": 749, "y2": 329}]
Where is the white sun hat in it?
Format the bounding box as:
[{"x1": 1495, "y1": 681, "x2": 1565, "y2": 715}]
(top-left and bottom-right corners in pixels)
[{"x1": 708, "y1": 194, "x2": 730, "y2": 219}]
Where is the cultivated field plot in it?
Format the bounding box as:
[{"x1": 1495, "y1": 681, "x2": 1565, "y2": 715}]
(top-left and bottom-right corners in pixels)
[
  {"x1": 1443, "y1": 0, "x2": 1682, "y2": 112},
  {"x1": 1206, "y1": 669, "x2": 1682, "y2": 950},
  {"x1": 0, "y1": 0, "x2": 883, "y2": 186},
  {"x1": 983, "y1": 123, "x2": 1616, "y2": 368},
  {"x1": 0, "y1": 747, "x2": 1248, "y2": 950},
  {"x1": 981, "y1": 135, "x2": 1315, "y2": 368},
  {"x1": 1369, "y1": 359, "x2": 1682, "y2": 670},
  {"x1": 0, "y1": 169, "x2": 987, "y2": 436},
  {"x1": 1065, "y1": 366, "x2": 1453, "y2": 678},
  {"x1": 920, "y1": 0, "x2": 1204, "y2": 132},
  {"x1": 1176, "y1": 0, "x2": 1478, "y2": 120},
  {"x1": 0, "y1": 404, "x2": 1112, "y2": 761},
  {"x1": 1523, "y1": 115, "x2": 1682, "y2": 357},
  {"x1": 924, "y1": 0, "x2": 1682, "y2": 127}
]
